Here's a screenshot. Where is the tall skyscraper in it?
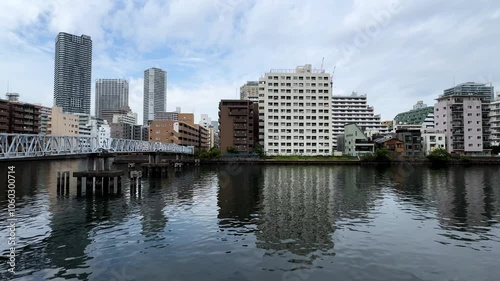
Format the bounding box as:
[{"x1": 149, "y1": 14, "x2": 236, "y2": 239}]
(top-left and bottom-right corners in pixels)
[
  {"x1": 95, "y1": 79, "x2": 129, "y2": 118},
  {"x1": 53, "y1": 32, "x2": 92, "y2": 114},
  {"x1": 143, "y1": 67, "x2": 167, "y2": 125}
]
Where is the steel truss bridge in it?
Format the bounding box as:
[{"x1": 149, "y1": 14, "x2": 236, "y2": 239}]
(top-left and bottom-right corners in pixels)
[{"x1": 0, "y1": 134, "x2": 194, "y2": 159}]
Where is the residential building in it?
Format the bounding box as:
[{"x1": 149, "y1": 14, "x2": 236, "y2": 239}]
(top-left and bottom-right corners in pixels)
[
  {"x1": 443, "y1": 82, "x2": 494, "y2": 102},
  {"x1": 110, "y1": 123, "x2": 134, "y2": 139},
  {"x1": 435, "y1": 91, "x2": 491, "y2": 155},
  {"x1": 149, "y1": 120, "x2": 209, "y2": 150},
  {"x1": 179, "y1": 113, "x2": 194, "y2": 125},
  {"x1": 395, "y1": 129, "x2": 424, "y2": 157},
  {"x1": 343, "y1": 124, "x2": 374, "y2": 157},
  {"x1": 112, "y1": 111, "x2": 137, "y2": 125},
  {"x1": 332, "y1": 92, "x2": 387, "y2": 149},
  {"x1": 240, "y1": 81, "x2": 259, "y2": 102},
  {"x1": 0, "y1": 95, "x2": 42, "y2": 134},
  {"x1": 393, "y1": 101, "x2": 434, "y2": 131},
  {"x1": 258, "y1": 64, "x2": 333, "y2": 156},
  {"x1": 101, "y1": 106, "x2": 133, "y2": 125},
  {"x1": 95, "y1": 79, "x2": 129, "y2": 118},
  {"x1": 54, "y1": 32, "x2": 92, "y2": 114},
  {"x1": 47, "y1": 106, "x2": 79, "y2": 136},
  {"x1": 490, "y1": 95, "x2": 500, "y2": 146},
  {"x1": 421, "y1": 132, "x2": 447, "y2": 155},
  {"x1": 374, "y1": 136, "x2": 404, "y2": 155},
  {"x1": 381, "y1": 120, "x2": 393, "y2": 131},
  {"x1": 97, "y1": 123, "x2": 111, "y2": 147},
  {"x1": 219, "y1": 100, "x2": 259, "y2": 153},
  {"x1": 199, "y1": 114, "x2": 212, "y2": 129},
  {"x1": 74, "y1": 114, "x2": 105, "y2": 137},
  {"x1": 143, "y1": 67, "x2": 167, "y2": 125},
  {"x1": 38, "y1": 105, "x2": 52, "y2": 135}
]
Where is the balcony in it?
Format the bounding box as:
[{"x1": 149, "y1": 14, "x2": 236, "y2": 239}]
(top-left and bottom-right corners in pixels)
[
  {"x1": 229, "y1": 110, "x2": 248, "y2": 116},
  {"x1": 234, "y1": 131, "x2": 248, "y2": 137},
  {"x1": 452, "y1": 130, "x2": 464, "y2": 135},
  {"x1": 451, "y1": 114, "x2": 463, "y2": 120},
  {"x1": 234, "y1": 139, "x2": 248, "y2": 145},
  {"x1": 452, "y1": 122, "x2": 464, "y2": 127},
  {"x1": 234, "y1": 124, "x2": 247, "y2": 130},
  {"x1": 12, "y1": 112, "x2": 23, "y2": 118},
  {"x1": 451, "y1": 106, "x2": 464, "y2": 112},
  {"x1": 23, "y1": 121, "x2": 34, "y2": 126},
  {"x1": 234, "y1": 118, "x2": 248, "y2": 123}
]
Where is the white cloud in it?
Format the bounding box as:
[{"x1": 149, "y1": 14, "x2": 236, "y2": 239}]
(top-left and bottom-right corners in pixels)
[{"x1": 1, "y1": 0, "x2": 500, "y2": 125}]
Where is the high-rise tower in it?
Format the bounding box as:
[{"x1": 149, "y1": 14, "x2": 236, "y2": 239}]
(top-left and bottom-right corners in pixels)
[
  {"x1": 143, "y1": 67, "x2": 167, "y2": 125},
  {"x1": 53, "y1": 32, "x2": 92, "y2": 114}
]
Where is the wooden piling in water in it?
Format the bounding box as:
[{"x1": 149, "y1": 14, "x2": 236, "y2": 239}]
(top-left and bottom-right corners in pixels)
[
  {"x1": 103, "y1": 177, "x2": 110, "y2": 195},
  {"x1": 86, "y1": 177, "x2": 93, "y2": 196},
  {"x1": 95, "y1": 177, "x2": 103, "y2": 196}
]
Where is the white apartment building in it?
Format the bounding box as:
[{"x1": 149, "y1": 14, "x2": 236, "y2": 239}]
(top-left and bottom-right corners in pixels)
[
  {"x1": 331, "y1": 92, "x2": 387, "y2": 149},
  {"x1": 258, "y1": 64, "x2": 332, "y2": 156},
  {"x1": 199, "y1": 114, "x2": 212, "y2": 129},
  {"x1": 490, "y1": 94, "x2": 500, "y2": 146},
  {"x1": 240, "y1": 81, "x2": 259, "y2": 102},
  {"x1": 112, "y1": 111, "x2": 137, "y2": 125}
]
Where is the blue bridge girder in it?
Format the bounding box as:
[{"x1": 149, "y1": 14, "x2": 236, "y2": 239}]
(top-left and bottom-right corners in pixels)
[{"x1": 0, "y1": 134, "x2": 194, "y2": 159}]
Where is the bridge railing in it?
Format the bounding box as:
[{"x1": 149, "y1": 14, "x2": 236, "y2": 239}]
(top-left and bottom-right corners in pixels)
[{"x1": 0, "y1": 134, "x2": 194, "y2": 159}]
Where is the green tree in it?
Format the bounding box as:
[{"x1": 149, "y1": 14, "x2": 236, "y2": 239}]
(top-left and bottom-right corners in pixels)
[
  {"x1": 427, "y1": 148, "x2": 450, "y2": 165},
  {"x1": 253, "y1": 143, "x2": 265, "y2": 158},
  {"x1": 226, "y1": 146, "x2": 238, "y2": 154},
  {"x1": 208, "y1": 147, "x2": 222, "y2": 158},
  {"x1": 374, "y1": 148, "x2": 392, "y2": 162}
]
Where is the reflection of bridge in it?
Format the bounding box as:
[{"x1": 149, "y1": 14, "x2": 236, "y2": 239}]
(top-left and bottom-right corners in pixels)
[{"x1": 0, "y1": 133, "x2": 194, "y2": 159}]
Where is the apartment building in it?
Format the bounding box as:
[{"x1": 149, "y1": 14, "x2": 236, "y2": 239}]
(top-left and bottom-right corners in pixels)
[
  {"x1": 258, "y1": 64, "x2": 332, "y2": 156},
  {"x1": 240, "y1": 81, "x2": 259, "y2": 102},
  {"x1": 219, "y1": 100, "x2": 259, "y2": 153},
  {"x1": 39, "y1": 105, "x2": 52, "y2": 134},
  {"x1": 332, "y1": 92, "x2": 387, "y2": 149},
  {"x1": 149, "y1": 120, "x2": 209, "y2": 150},
  {"x1": 54, "y1": 32, "x2": 92, "y2": 114},
  {"x1": 95, "y1": 79, "x2": 129, "y2": 118},
  {"x1": 491, "y1": 95, "x2": 500, "y2": 146},
  {"x1": 155, "y1": 111, "x2": 179, "y2": 121},
  {"x1": 443, "y1": 82, "x2": 494, "y2": 102},
  {"x1": 435, "y1": 92, "x2": 491, "y2": 155},
  {"x1": 47, "y1": 106, "x2": 79, "y2": 136},
  {"x1": 0, "y1": 95, "x2": 42, "y2": 134}
]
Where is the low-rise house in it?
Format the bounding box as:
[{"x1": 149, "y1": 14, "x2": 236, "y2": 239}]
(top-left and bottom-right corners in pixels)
[{"x1": 344, "y1": 124, "x2": 375, "y2": 157}]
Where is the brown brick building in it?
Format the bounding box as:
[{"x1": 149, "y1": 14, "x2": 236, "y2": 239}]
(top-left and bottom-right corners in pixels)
[
  {"x1": 0, "y1": 98, "x2": 42, "y2": 134},
  {"x1": 149, "y1": 119, "x2": 209, "y2": 150},
  {"x1": 218, "y1": 100, "x2": 259, "y2": 153}
]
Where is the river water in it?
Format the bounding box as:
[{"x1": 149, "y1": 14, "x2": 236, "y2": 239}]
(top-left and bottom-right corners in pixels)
[{"x1": 1, "y1": 160, "x2": 500, "y2": 281}]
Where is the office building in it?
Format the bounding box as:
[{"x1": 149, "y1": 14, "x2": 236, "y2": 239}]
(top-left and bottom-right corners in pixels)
[
  {"x1": 435, "y1": 88, "x2": 492, "y2": 155},
  {"x1": 143, "y1": 67, "x2": 167, "y2": 125},
  {"x1": 0, "y1": 95, "x2": 42, "y2": 134},
  {"x1": 155, "y1": 111, "x2": 178, "y2": 121},
  {"x1": 219, "y1": 100, "x2": 259, "y2": 153},
  {"x1": 258, "y1": 64, "x2": 332, "y2": 155},
  {"x1": 332, "y1": 92, "x2": 387, "y2": 149},
  {"x1": 393, "y1": 101, "x2": 434, "y2": 131},
  {"x1": 54, "y1": 32, "x2": 92, "y2": 114},
  {"x1": 101, "y1": 106, "x2": 133, "y2": 125},
  {"x1": 240, "y1": 81, "x2": 259, "y2": 102},
  {"x1": 95, "y1": 79, "x2": 129, "y2": 118}
]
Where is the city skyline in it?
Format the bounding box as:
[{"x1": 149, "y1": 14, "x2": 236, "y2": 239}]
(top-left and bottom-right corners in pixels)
[{"x1": 1, "y1": 1, "x2": 500, "y2": 124}]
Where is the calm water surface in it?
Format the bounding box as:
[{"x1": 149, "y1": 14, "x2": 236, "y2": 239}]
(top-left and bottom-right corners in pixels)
[{"x1": 1, "y1": 160, "x2": 500, "y2": 281}]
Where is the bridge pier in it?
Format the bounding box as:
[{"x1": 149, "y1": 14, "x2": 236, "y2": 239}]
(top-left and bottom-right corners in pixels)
[
  {"x1": 76, "y1": 177, "x2": 82, "y2": 197},
  {"x1": 74, "y1": 171, "x2": 124, "y2": 197}
]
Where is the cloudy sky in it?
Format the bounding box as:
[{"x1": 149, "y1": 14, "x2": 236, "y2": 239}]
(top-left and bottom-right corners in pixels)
[{"x1": 1, "y1": 0, "x2": 499, "y2": 124}]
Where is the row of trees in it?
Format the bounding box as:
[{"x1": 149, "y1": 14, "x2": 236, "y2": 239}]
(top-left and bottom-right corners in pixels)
[{"x1": 195, "y1": 144, "x2": 265, "y2": 159}]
